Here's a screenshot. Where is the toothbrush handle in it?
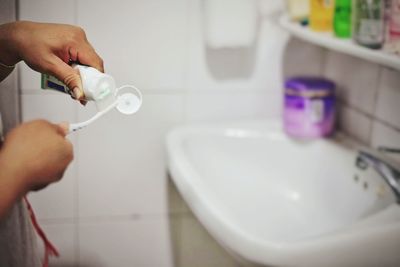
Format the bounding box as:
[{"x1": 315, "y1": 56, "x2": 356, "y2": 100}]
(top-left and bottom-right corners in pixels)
[{"x1": 68, "y1": 101, "x2": 119, "y2": 134}]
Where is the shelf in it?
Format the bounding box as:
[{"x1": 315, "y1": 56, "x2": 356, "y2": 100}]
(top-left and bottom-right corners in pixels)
[{"x1": 279, "y1": 14, "x2": 400, "y2": 72}]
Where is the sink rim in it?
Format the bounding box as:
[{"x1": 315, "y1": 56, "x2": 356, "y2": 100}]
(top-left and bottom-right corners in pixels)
[{"x1": 166, "y1": 119, "x2": 400, "y2": 266}]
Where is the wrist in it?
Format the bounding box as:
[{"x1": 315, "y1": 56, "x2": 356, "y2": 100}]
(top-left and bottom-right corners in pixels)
[
  {"x1": 0, "y1": 151, "x2": 29, "y2": 196},
  {"x1": 0, "y1": 150, "x2": 29, "y2": 219},
  {"x1": 0, "y1": 22, "x2": 23, "y2": 66}
]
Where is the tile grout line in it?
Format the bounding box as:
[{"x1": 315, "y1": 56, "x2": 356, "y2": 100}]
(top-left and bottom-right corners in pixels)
[
  {"x1": 368, "y1": 66, "x2": 384, "y2": 146},
  {"x1": 339, "y1": 100, "x2": 400, "y2": 133}
]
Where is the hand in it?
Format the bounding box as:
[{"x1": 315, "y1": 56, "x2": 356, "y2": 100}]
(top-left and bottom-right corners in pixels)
[
  {"x1": 0, "y1": 21, "x2": 104, "y2": 102},
  {"x1": 0, "y1": 120, "x2": 73, "y2": 193}
]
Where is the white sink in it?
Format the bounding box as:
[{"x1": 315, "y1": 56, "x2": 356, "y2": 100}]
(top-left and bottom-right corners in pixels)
[{"x1": 166, "y1": 120, "x2": 400, "y2": 267}]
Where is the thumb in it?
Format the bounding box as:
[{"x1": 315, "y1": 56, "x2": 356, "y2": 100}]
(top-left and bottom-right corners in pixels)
[
  {"x1": 57, "y1": 122, "x2": 70, "y2": 136},
  {"x1": 48, "y1": 56, "x2": 85, "y2": 100}
]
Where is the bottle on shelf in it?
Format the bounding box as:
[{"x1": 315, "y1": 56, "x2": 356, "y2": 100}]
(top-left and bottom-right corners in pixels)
[
  {"x1": 334, "y1": 0, "x2": 352, "y2": 38},
  {"x1": 310, "y1": 0, "x2": 335, "y2": 32},
  {"x1": 386, "y1": 0, "x2": 400, "y2": 53},
  {"x1": 286, "y1": 0, "x2": 310, "y2": 22},
  {"x1": 353, "y1": 0, "x2": 385, "y2": 49}
]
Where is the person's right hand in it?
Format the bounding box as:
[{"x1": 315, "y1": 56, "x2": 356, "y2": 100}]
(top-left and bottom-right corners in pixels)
[
  {"x1": 0, "y1": 21, "x2": 104, "y2": 103},
  {"x1": 0, "y1": 120, "x2": 73, "y2": 193}
]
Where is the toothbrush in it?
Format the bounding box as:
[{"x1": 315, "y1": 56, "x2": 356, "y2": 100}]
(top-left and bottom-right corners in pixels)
[
  {"x1": 68, "y1": 100, "x2": 119, "y2": 134},
  {"x1": 68, "y1": 85, "x2": 142, "y2": 134}
]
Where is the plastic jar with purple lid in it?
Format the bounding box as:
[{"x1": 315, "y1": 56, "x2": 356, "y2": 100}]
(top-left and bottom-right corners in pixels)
[{"x1": 283, "y1": 77, "x2": 336, "y2": 138}]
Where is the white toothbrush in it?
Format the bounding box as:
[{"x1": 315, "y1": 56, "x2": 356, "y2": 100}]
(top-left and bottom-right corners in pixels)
[
  {"x1": 68, "y1": 100, "x2": 119, "y2": 134},
  {"x1": 68, "y1": 85, "x2": 142, "y2": 134}
]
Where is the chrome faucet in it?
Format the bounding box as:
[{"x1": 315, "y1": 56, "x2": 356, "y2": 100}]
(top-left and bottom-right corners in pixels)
[{"x1": 356, "y1": 148, "x2": 400, "y2": 203}]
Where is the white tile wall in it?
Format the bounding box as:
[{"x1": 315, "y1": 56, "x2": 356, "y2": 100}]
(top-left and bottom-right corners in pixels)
[
  {"x1": 16, "y1": 0, "x2": 400, "y2": 266},
  {"x1": 19, "y1": 63, "x2": 42, "y2": 92},
  {"x1": 185, "y1": 91, "x2": 281, "y2": 123},
  {"x1": 76, "y1": 0, "x2": 188, "y2": 91},
  {"x1": 39, "y1": 223, "x2": 77, "y2": 266},
  {"x1": 283, "y1": 38, "x2": 326, "y2": 78},
  {"x1": 79, "y1": 218, "x2": 173, "y2": 267},
  {"x1": 19, "y1": 0, "x2": 75, "y2": 24},
  {"x1": 321, "y1": 53, "x2": 400, "y2": 164},
  {"x1": 77, "y1": 94, "x2": 184, "y2": 217},
  {"x1": 324, "y1": 51, "x2": 380, "y2": 115},
  {"x1": 375, "y1": 67, "x2": 400, "y2": 129},
  {"x1": 187, "y1": 0, "x2": 289, "y2": 92},
  {"x1": 21, "y1": 94, "x2": 78, "y2": 219},
  {"x1": 338, "y1": 104, "x2": 372, "y2": 145},
  {"x1": 371, "y1": 121, "x2": 400, "y2": 163}
]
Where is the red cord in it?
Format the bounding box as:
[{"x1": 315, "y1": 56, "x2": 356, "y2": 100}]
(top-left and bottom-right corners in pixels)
[{"x1": 23, "y1": 197, "x2": 59, "y2": 267}]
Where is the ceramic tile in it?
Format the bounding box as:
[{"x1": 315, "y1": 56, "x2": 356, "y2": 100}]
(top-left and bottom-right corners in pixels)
[
  {"x1": 19, "y1": 0, "x2": 75, "y2": 24},
  {"x1": 338, "y1": 104, "x2": 372, "y2": 144},
  {"x1": 38, "y1": 223, "x2": 76, "y2": 266},
  {"x1": 283, "y1": 38, "x2": 327, "y2": 78},
  {"x1": 185, "y1": 91, "x2": 281, "y2": 123},
  {"x1": 371, "y1": 121, "x2": 400, "y2": 163},
  {"x1": 324, "y1": 51, "x2": 380, "y2": 115},
  {"x1": 0, "y1": 69, "x2": 18, "y2": 134},
  {"x1": 21, "y1": 94, "x2": 77, "y2": 123},
  {"x1": 187, "y1": 0, "x2": 289, "y2": 92},
  {"x1": 76, "y1": 0, "x2": 188, "y2": 91},
  {"x1": 18, "y1": 0, "x2": 76, "y2": 92},
  {"x1": 19, "y1": 63, "x2": 42, "y2": 92},
  {"x1": 21, "y1": 94, "x2": 78, "y2": 219},
  {"x1": 77, "y1": 94, "x2": 184, "y2": 217},
  {"x1": 259, "y1": 0, "x2": 285, "y2": 16},
  {"x1": 179, "y1": 212, "x2": 240, "y2": 267},
  {"x1": 79, "y1": 218, "x2": 173, "y2": 267},
  {"x1": 375, "y1": 67, "x2": 400, "y2": 129}
]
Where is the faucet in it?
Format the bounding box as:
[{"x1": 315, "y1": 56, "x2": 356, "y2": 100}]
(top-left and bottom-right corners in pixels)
[{"x1": 356, "y1": 147, "x2": 400, "y2": 203}]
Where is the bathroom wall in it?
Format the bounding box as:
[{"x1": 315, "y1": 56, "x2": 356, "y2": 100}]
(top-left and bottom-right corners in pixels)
[
  {"x1": 16, "y1": 0, "x2": 400, "y2": 266},
  {"x1": 17, "y1": 0, "x2": 287, "y2": 266},
  {"x1": 283, "y1": 39, "x2": 400, "y2": 164}
]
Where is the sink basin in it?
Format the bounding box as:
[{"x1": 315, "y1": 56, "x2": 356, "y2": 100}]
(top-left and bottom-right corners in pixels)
[{"x1": 166, "y1": 120, "x2": 400, "y2": 267}]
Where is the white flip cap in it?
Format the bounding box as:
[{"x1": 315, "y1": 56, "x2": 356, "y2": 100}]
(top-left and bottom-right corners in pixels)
[
  {"x1": 116, "y1": 85, "x2": 143, "y2": 115},
  {"x1": 68, "y1": 84, "x2": 142, "y2": 134}
]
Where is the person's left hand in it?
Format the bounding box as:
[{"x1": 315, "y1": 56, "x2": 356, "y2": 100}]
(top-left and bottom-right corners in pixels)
[{"x1": 0, "y1": 21, "x2": 104, "y2": 103}]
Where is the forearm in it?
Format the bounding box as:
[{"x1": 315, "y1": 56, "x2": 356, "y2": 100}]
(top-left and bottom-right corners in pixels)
[
  {"x1": 0, "y1": 22, "x2": 21, "y2": 82},
  {"x1": 0, "y1": 152, "x2": 27, "y2": 220}
]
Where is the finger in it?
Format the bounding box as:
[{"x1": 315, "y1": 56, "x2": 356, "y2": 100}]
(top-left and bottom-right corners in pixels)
[
  {"x1": 47, "y1": 56, "x2": 85, "y2": 100},
  {"x1": 73, "y1": 44, "x2": 104, "y2": 73},
  {"x1": 64, "y1": 140, "x2": 74, "y2": 163},
  {"x1": 57, "y1": 122, "x2": 70, "y2": 136},
  {"x1": 31, "y1": 184, "x2": 49, "y2": 192},
  {"x1": 55, "y1": 170, "x2": 66, "y2": 182}
]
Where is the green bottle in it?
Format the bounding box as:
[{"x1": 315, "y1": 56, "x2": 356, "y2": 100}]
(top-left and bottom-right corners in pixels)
[{"x1": 334, "y1": 0, "x2": 352, "y2": 38}]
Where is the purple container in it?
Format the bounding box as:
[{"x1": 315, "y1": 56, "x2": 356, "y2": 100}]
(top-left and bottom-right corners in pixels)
[{"x1": 284, "y1": 77, "x2": 336, "y2": 138}]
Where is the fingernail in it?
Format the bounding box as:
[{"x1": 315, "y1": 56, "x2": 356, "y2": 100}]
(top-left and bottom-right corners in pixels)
[{"x1": 72, "y1": 87, "x2": 82, "y2": 99}]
